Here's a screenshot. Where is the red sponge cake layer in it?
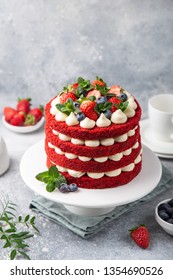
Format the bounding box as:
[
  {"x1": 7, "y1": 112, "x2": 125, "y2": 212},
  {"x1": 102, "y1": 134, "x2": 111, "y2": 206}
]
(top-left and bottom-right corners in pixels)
[{"x1": 45, "y1": 99, "x2": 141, "y2": 140}]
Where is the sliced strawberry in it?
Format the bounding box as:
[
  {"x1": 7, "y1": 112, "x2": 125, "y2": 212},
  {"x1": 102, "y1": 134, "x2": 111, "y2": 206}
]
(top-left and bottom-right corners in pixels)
[
  {"x1": 16, "y1": 98, "x2": 31, "y2": 113},
  {"x1": 86, "y1": 90, "x2": 101, "y2": 99},
  {"x1": 109, "y1": 96, "x2": 121, "y2": 112},
  {"x1": 59, "y1": 92, "x2": 77, "y2": 104},
  {"x1": 3, "y1": 107, "x2": 18, "y2": 122},
  {"x1": 108, "y1": 85, "x2": 121, "y2": 95},
  {"x1": 10, "y1": 112, "x2": 25, "y2": 126},
  {"x1": 80, "y1": 100, "x2": 98, "y2": 121}
]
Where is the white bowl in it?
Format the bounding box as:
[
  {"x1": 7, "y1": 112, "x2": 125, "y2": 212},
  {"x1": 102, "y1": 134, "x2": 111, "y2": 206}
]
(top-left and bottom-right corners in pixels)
[
  {"x1": 155, "y1": 198, "x2": 173, "y2": 236},
  {"x1": 2, "y1": 116, "x2": 45, "y2": 133}
]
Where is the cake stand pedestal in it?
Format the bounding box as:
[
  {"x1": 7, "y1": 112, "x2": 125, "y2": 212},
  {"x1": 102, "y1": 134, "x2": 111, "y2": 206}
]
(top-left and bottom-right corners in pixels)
[{"x1": 20, "y1": 139, "x2": 162, "y2": 216}]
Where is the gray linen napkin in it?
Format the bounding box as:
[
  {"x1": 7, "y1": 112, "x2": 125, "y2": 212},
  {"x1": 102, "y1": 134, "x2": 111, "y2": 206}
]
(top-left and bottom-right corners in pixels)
[{"x1": 30, "y1": 165, "x2": 173, "y2": 238}]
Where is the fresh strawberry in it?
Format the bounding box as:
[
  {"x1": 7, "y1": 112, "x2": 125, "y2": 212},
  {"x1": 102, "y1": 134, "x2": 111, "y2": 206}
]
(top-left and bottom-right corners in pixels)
[
  {"x1": 130, "y1": 225, "x2": 150, "y2": 249},
  {"x1": 91, "y1": 78, "x2": 105, "y2": 87},
  {"x1": 25, "y1": 107, "x2": 43, "y2": 125},
  {"x1": 10, "y1": 112, "x2": 25, "y2": 126},
  {"x1": 109, "y1": 96, "x2": 121, "y2": 112},
  {"x1": 86, "y1": 90, "x2": 101, "y2": 99},
  {"x1": 72, "y1": 83, "x2": 78, "y2": 90},
  {"x1": 80, "y1": 100, "x2": 98, "y2": 121},
  {"x1": 16, "y1": 98, "x2": 31, "y2": 113},
  {"x1": 3, "y1": 107, "x2": 18, "y2": 122},
  {"x1": 59, "y1": 92, "x2": 77, "y2": 104},
  {"x1": 108, "y1": 85, "x2": 121, "y2": 95}
]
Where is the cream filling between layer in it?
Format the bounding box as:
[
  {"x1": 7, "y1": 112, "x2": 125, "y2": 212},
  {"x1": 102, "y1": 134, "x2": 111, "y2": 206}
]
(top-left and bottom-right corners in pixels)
[
  {"x1": 48, "y1": 141, "x2": 140, "y2": 162},
  {"x1": 50, "y1": 150, "x2": 142, "y2": 178},
  {"x1": 52, "y1": 125, "x2": 138, "y2": 146}
]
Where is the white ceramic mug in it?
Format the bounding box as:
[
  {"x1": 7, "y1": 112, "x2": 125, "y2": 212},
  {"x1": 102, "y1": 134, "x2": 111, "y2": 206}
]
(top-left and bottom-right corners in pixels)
[
  {"x1": 0, "y1": 136, "x2": 10, "y2": 175},
  {"x1": 148, "y1": 94, "x2": 173, "y2": 142}
]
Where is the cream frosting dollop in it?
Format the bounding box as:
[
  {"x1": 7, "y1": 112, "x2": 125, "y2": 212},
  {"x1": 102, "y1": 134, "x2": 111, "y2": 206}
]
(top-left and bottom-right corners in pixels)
[
  {"x1": 111, "y1": 109, "x2": 127, "y2": 124},
  {"x1": 65, "y1": 112, "x2": 79, "y2": 126},
  {"x1": 124, "y1": 104, "x2": 135, "y2": 118},
  {"x1": 55, "y1": 111, "x2": 67, "y2": 121},
  {"x1": 85, "y1": 140, "x2": 100, "y2": 147},
  {"x1": 128, "y1": 96, "x2": 137, "y2": 109},
  {"x1": 100, "y1": 138, "x2": 114, "y2": 146},
  {"x1": 96, "y1": 113, "x2": 111, "y2": 127},
  {"x1": 80, "y1": 117, "x2": 95, "y2": 129}
]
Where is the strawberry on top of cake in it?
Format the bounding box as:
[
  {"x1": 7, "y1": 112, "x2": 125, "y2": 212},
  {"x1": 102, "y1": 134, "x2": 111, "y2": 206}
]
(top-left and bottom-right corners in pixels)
[{"x1": 45, "y1": 76, "x2": 142, "y2": 189}]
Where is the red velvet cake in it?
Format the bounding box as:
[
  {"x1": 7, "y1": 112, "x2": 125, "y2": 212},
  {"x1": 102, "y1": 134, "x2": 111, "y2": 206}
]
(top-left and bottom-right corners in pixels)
[{"x1": 45, "y1": 76, "x2": 142, "y2": 189}]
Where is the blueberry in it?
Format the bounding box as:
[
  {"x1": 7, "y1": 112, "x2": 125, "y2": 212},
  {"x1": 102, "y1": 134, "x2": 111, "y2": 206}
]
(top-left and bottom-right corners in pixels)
[
  {"x1": 167, "y1": 218, "x2": 173, "y2": 224},
  {"x1": 158, "y1": 202, "x2": 171, "y2": 212},
  {"x1": 120, "y1": 93, "x2": 127, "y2": 102},
  {"x1": 74, "y1": 102, "x2": 80, "y2": 108},
  {"x1": 167, "y1": 207, "x2": 173, "y2": 217},
  {"x1": 96, "y1": 96, "x2": 107, "y2": 104},
  {"x1": 104, "y1": 109, "x2": 112, "y2": 119},
  {"x1": 168, "y1": 199, "x2": 173, "y2": 207},
  {"x1": 76, "y1": 112, "x2": 86, "y2": 122},
  {"x1": 59, "y1": 183, "x2": 70, "y2": 193},
  {"x1": 158, "y1": 210, "x2": 169, "y2": 221},
  {"x1": 69, "y1": 183, "x2": 78, "y2": 192}
]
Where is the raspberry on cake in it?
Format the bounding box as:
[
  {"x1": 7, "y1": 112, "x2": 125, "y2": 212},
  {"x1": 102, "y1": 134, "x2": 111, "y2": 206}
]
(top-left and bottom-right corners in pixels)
[{"x1": 45, "y1": 76, "x2": 142, "y2": 189}]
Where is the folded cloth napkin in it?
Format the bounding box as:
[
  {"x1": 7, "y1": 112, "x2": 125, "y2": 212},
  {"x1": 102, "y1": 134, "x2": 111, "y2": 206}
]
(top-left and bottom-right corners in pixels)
[{"x1": 30, "y1": 165, "x2": 173, "y2": 238}]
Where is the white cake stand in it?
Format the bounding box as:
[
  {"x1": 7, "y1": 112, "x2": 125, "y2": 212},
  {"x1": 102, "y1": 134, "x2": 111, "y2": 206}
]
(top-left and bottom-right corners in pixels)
[{"x1": 20, "y1": 139, "x2": 162, "y2": 216}]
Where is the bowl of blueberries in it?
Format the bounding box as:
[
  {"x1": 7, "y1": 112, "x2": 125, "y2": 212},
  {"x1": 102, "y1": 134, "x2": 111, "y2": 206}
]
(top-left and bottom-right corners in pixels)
[{"x1": 155, "y1": 198, "x2": 173, "y2": 235}]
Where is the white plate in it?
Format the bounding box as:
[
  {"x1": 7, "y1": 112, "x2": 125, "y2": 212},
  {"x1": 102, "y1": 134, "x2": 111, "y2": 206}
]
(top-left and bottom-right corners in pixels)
[
  {"x1": 2, "y1": 116, "x2": 45, "y2": 133},
  {"x1": 140, "y1": 119, "x2": 173, "y2": 158},
  {"x1": 20, "y1": 139, "x2": 162, "y2": 216}
]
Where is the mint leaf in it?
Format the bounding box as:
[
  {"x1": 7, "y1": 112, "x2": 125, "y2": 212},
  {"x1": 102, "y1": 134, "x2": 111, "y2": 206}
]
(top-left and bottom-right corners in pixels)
[
  {"x1": 56, "y1": 98, "x2": 76, "y2": 116},
  {"x1": 48, "y1": 166, "x2": 60, "y2": 179},
  {"x1": 35, "y1": 171, "x2": 49, "y2": 182},
  {"x1": 117, "y1": 101, "x2": 129, "y2": 111},
  {"x1": 46, "y1": 182, "x2": 56, "y2": 192},
  {"x1": 95, "y1": 102, "x2": 112, "y2": 114},
  {"x1": 36, "y1": 166, "x2": 67, "y2": 193}
]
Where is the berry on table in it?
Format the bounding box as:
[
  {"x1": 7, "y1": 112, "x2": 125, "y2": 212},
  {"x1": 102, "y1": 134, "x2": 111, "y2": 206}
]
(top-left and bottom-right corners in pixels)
[
  {"x1": 59, "y1": 183, "x2": 70, "y2": 193},
  {"x1": 129, "y1": 225, "x2": 150, "y2": 249},
  {"x1": 69, "y1": 183, "x2": 78, "y2": 192}
]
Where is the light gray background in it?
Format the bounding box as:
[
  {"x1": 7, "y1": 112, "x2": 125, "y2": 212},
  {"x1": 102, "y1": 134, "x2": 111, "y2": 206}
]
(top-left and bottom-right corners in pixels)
[{"x1": 0, "y1": 0, "x2": 173, "y2": 259}]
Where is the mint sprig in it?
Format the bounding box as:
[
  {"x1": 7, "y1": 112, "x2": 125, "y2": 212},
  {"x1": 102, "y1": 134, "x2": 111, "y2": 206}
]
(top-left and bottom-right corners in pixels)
[
  {"x1": 56, "y1": 98, "x2": 79, "y2": 116},
  {"x1": 95, "y1": 102, "x2": 112, "y2": 115},
  {"x1": 95, "y1": 84, "x2": 110, "y2": 95},
  {"x1": 117, "y1": 101, "x2": 129, "y2": 111},
  {"x1": 36, "y1": 166, "x2": 67, "y2": 192},
  {"x1": 75, "y1": 77, "x2": 93, "y2": 97}
]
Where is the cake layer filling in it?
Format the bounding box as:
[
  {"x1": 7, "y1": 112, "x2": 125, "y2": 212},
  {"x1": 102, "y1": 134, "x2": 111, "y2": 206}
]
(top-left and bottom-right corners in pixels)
[
  {"x1": 47, "y1": 141, "x2": 139, "y2": 162},
  {"x1": 45, "y1": 126, "x2": 140, "y2": 158},
  {"x1": 46, "y1": 145, "x2": 142, "y2": 175},
  {"x1": 46, "y1": 158, "x2": 142, "y2": 189},
  {"x1": 51, "y1": 125, "x2": 138, "y2": 147}
]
